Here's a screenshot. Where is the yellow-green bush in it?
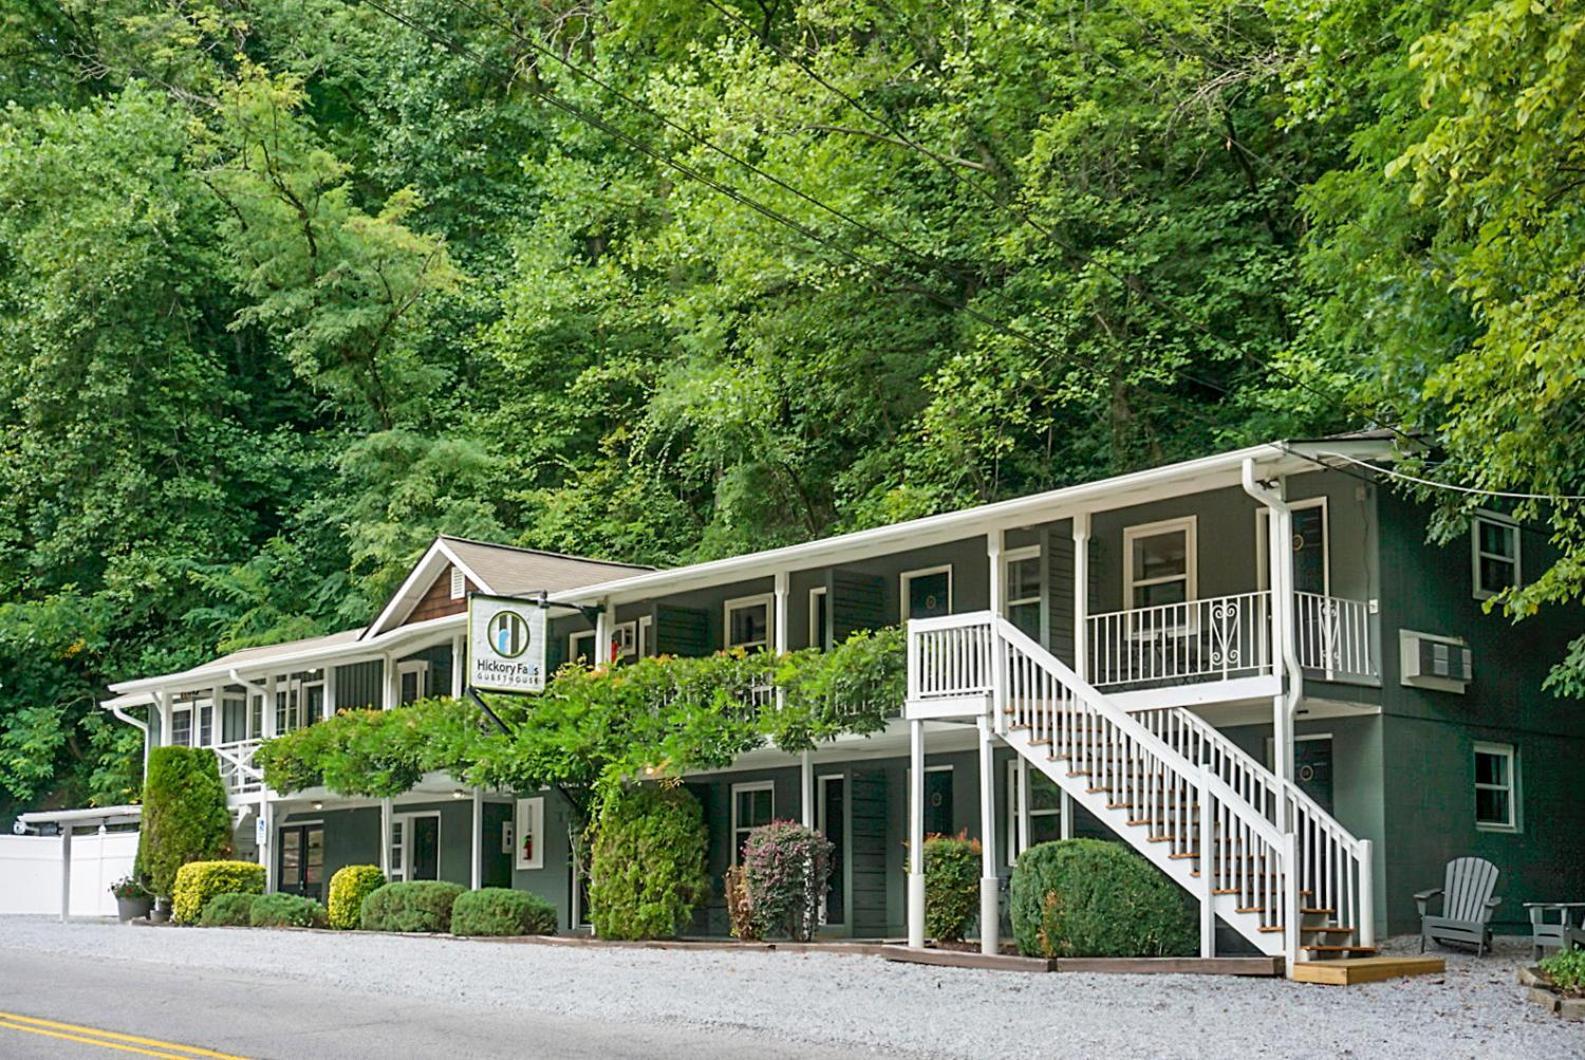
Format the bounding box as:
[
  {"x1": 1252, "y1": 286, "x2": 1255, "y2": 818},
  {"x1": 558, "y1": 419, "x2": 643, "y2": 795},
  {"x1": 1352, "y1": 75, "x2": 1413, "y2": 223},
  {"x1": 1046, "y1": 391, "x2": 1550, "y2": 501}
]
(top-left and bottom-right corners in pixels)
[
  {"x1": 172, "y1": 860, "x2": 264, "y2": 925},
  {"x1": 328, "y1": 865, "x2": 386, "y2": 930}
]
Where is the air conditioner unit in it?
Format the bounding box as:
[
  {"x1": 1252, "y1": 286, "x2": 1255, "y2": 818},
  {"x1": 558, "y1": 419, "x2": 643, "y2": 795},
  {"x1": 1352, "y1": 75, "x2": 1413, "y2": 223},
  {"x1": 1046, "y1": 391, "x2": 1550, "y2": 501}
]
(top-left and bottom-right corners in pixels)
[{"x1": 1399, "y1": 630, "x2": 1473, "y2": 693}]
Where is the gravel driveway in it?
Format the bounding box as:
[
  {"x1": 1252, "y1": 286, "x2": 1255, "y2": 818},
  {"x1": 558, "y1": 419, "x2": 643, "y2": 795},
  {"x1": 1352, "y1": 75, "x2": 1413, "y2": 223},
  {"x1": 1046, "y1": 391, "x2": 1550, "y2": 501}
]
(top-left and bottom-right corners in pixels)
[{"x1": 0, "y1": 917, "x2": 1576, "y2": 1059}]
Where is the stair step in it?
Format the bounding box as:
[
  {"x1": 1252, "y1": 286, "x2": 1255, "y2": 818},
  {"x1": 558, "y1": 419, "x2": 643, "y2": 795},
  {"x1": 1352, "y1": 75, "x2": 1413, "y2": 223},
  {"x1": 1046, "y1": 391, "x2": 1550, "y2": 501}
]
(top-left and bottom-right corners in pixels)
[
  {"x1": 1258, "y1": 926, "x2": 1286, "y2": 934},
  {"x1": 1303, "y1": 945, "x2": 1378, "y2": 956},
  {"x1": 1168, "y1": 851, "x2": 1200, "y2": 860},
  {"x1": 1105, "y1": 803, "x2": 1133, "y2": 810}
]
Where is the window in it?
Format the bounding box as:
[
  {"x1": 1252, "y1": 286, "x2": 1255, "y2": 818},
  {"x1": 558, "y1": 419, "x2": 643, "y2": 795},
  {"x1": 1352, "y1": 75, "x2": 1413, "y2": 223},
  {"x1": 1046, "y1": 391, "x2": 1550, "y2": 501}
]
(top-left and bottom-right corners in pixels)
[
  {"x1": 1123, "y1": 517, "x2": 1196, "y2": 609},
  {"x1": 809, "y1": 586, "x2": 829, "y2": 649},
  {"x1": 613, "y1": 621, "x2": 638, "y2": 661},
  {"x1": 170, "y1": 707, "x2": 193, "y2": 747},
  {"x1": 731, "y1": 782, "x2": 775, "y2": 863},
  {"x1": 197, "y1": 702, "x2": 213, "y2": 747},
  {"x1": 515, "y1": 796, "x2": 545, "y2": 870},
  {"x1": 569, "y1": 629, "x2": 596, "y2": 665},
  {"x1": 1474, "y1": 742, "x2": 1518, "y2": 831},
  {"x1": 397, "y1": 661, "x2": 428, "y2": 705},
  {"x1": 248, "y1": 692, "x2": 264, "y2": 739},
  {"x1": 637, "y1": 615, "x2": 653, "y2": 658},
  {"x1": 900, "y1": 565, "x2": 952, "y2": 621},
  {"x1": 1472, "y1": 513, "x2": 1520, "y2": 600},
  {"x1": 1006, "y1": 761, "x2": 1063, "y2": 861},
  {"x1": 724, "y1": 594, "x2": 773, "y2": 652},
  {"x1": 304, "y1": 680, "x2": 326, "y2": 723},
  {"x1": 449, "y1": 565, "x2": 466, "y2": 600},
  {"x1": 275, "y1": 679, "x2": 297, "y2": 734},
  {"x1": 1004, "y1": 546, "x2": 1041, "y2": 639}
]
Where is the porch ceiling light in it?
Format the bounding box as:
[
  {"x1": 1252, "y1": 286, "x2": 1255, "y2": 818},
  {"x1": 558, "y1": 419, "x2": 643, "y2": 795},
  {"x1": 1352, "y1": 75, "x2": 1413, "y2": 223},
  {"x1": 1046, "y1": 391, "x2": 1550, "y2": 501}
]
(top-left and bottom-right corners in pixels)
[
  {"x1": 451, "y1": 789, "x2": 467, "y2": 799},
  {"x1": 312, "y1": 801, "x2": 324, "y2": 811}
]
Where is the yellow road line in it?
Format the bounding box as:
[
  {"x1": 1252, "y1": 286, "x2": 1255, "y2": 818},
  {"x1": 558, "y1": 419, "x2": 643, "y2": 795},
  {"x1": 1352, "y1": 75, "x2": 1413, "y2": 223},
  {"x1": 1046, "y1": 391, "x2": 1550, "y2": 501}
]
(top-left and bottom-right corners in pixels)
[{"x1": 0, "y1": 1011, "x2": 248, "y2": 1060}]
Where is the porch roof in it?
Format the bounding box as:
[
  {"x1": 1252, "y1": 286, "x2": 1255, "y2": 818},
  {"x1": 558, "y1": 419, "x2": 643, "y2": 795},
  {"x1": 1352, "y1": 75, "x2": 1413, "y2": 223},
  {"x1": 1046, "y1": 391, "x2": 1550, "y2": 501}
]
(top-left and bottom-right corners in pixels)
[{"x1": 548, "y1": 437, "x2": 1399, "y2": 606}]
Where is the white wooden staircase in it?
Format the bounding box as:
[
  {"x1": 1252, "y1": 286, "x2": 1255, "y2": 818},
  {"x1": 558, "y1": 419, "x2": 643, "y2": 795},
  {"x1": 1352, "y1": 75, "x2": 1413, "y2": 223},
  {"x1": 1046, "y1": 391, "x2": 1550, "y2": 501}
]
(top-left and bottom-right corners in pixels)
[{"x1": 906, "y1": 612, "x2": 1376, "y2": 964}]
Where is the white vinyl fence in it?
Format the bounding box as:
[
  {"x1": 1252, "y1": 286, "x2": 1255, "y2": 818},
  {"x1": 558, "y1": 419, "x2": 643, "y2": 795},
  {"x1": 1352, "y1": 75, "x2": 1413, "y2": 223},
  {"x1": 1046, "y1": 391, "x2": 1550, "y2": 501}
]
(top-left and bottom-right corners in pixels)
[{"x1": 0, "y1": 831, "x2": 139, "y2": 917}]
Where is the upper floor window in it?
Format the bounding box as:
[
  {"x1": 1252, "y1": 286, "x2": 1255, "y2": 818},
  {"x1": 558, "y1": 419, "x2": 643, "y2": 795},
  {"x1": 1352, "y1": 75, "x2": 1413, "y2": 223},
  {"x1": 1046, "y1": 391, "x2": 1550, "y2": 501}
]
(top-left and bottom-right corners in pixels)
[
  {"x1": 1004, "y1": 546, "x2": 1041, "y2": 639},
  {"x1": 724, "y1": 594, "x2": 772, "y2": 651},
  {"x1": 1472, "y1": 513, "x2": 1520, "y2": 600},
  {"x1": 1474, "y1": 742, "x2": 1518, "y2": 831},
  {"x1": 1123, "y1": 517, "x2": 1197, "y2": 609},
  {"x1": 901, "y1": 565, "x2": 952, "y2": 621},
  {"x1": 170, "y1": 707, "x2": 193, "y2": 747}
]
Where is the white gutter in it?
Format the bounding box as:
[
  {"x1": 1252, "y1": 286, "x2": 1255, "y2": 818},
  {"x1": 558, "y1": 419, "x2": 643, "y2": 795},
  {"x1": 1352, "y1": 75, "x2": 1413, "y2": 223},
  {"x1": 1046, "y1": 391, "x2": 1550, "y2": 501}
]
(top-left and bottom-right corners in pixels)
[
  {"x1": 103, "y1": 696, "x2": 152, "y2": 782},
  {"x1": 1240, "y1": 457, "x2": 1304, "y2": 777}
]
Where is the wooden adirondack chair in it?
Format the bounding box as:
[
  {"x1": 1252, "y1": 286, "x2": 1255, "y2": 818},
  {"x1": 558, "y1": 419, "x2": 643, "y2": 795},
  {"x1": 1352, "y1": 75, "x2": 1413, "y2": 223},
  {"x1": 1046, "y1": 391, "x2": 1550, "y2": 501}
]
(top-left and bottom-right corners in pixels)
[{"x1": 1417, "y1": 856, "x2": 1502, "y2": 956}]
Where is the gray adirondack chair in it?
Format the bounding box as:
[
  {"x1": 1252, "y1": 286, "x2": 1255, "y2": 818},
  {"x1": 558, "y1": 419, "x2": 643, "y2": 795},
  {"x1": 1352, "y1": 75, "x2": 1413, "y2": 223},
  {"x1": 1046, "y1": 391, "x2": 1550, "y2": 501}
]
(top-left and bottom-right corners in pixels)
[{"x1": 1417, "y1": 856, "x2": 1502, "y2": 956}]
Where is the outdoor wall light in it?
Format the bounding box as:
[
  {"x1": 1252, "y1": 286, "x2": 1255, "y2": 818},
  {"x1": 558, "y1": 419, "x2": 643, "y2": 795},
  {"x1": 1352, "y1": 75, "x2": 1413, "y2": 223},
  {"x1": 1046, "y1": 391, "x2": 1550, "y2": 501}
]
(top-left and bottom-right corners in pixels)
[
  {"x1": 451, "y1": 789, "x2": 467, "y2": 799},
  {"x1": 311, "y1": 801, "x2": 323, "y2": 811}
]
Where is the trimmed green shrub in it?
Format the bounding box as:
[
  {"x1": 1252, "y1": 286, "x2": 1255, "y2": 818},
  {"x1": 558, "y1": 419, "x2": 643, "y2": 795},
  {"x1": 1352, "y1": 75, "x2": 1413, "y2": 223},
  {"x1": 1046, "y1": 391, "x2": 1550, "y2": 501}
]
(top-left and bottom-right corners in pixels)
[
  {"x1": 589, "y1": 784, "x2": 709, "y2": 940},
  {"x1": 451, "y1": 888, "x2": 557, "y2": 937},
  {"x1": 1010, "y1": 839, "x2": 1197, "y2": 958},
  {"x1": 136, "y1": 747, "x2": 233, "y2": 899},
  {"x1": 198, "y1": 892, "x2": 257, "y2": 927},
  {"x1": 328, "y1": 865, "x2": 386, "y2": 930},
  {"x1": 172, "y1": 860, "x2": 265, "y2": 926},
  {"x1": 741, "y1": 820, "x2": 833, "y2": 942},
  {"x1": 250, "y1": 892, "x2": 329, "y2": 928},
  {"x1": 924, "y1": 832, "x2": 981, "y2": 943},
  {"x1": 1540, "y1": 949, "x2": 1585, "y2": 998},
  {"x1": 360, "y1": 881, "x2": 467, "y2": 933}
]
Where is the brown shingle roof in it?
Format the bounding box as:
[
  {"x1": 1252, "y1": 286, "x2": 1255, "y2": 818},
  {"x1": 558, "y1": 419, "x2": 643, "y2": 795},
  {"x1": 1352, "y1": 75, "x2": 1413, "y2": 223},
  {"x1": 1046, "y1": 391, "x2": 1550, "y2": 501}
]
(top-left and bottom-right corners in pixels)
[{"x1": 439, "y1": 536, "x2": 651, "y2": 595}]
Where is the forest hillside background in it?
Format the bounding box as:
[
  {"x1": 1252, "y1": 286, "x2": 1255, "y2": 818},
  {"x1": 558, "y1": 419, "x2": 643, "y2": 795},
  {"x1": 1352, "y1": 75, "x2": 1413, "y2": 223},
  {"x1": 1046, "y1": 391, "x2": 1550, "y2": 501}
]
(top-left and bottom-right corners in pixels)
[{"x1": 1, "y1": 0, "x2": 1581, "y2": 815}]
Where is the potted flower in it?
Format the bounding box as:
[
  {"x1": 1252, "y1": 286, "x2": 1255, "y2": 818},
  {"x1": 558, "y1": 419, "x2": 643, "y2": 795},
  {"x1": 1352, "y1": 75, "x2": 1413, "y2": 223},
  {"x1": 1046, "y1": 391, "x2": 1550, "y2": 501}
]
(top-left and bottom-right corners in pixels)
[{"x1": 109, "y1": 876, "x2": 153, "y2": 922}]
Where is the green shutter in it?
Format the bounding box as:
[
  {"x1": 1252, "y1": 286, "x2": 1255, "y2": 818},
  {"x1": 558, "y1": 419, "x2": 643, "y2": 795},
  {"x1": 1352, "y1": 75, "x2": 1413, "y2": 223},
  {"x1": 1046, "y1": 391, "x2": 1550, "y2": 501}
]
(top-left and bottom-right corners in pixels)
[{"x1": 828, "y1": 569, "x2": 888, "y2": 643}]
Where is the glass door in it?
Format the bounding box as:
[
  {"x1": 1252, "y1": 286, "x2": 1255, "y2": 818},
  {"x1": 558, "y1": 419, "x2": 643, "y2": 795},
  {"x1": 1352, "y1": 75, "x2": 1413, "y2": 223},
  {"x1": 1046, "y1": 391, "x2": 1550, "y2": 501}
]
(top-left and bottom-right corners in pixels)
[{"x1": 278, "y1": 824, "x2": 325, "y2": 901}]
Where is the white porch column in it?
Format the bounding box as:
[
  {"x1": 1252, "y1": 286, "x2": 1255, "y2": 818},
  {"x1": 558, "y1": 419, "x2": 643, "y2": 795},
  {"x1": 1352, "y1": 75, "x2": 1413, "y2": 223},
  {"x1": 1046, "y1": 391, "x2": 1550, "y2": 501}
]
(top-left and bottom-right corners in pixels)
[
  {"x1": 210, "y1": 685, "x2": 223, "y2": 746},
  {"x1": 157, "y1": 690, "x2": 172, "y2": 750},
  {"x1": 1268, "y1": 503, "x2": 1295, "y2": 829},
  {"x1": 58, "y1": 824, "x2": 72, "y2": 923},
  {"x1": 773, "y1": 571, "x2": 789, "y2": 653},
  {"x1": 380, "y1": 797, "x2": 393, "y2": 878},
  {"x1": 264, "y1": 675, "x2": 278, "y2": 737},
  {"x1": 1060, "y1": 790, "x2": 1074, "y2": 840},
  {"x1": 470, "y1": 788, "x2": 483, "y2": 890},
  {"x1": 978, "y1": 715, "x2": 1000, "y2": 955},
  {"x1": 907, "y1": 719, "x2": 926, "y2": 949},
  {"x1": 800, "y1": 750, "x2": 814, "y2": 829},
  {"x1": 381, "y1": 654, "x2": 399, "y2": 710},
  {"x1": 595, "y1": 600, "x2": 614, "y2": 666},
  {"x1": 451, "y1": 633, "x2": 466, "y2": 698},
  {"x1": 1073, "y1": 512, "x2": 1091, "y2": 680},
  {"x1": 987, "y1": 530, "x2": 1005, "y2": 615},
  {"x1": 324, "y1": 665, "x2": 337, "y2": 721}
]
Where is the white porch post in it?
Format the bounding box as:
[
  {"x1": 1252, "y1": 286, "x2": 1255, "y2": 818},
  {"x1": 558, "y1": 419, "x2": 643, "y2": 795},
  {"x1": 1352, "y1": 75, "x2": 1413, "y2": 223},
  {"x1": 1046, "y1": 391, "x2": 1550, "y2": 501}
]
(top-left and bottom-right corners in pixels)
[
  {"x1": 470, "y1": 788, "x2": 483, "y2": 890},
  {"x1": 323, "y1": 665, "x2": 337, "y2": 721},
  {"x1": 210, "y1": 684, "x2": 223, "y2": 746},
  {"x1": 987, "y1": 530, "x2": 1005, "y2": 615},
  {"x1": 1073, "y1": 512, "x2": 1091, "y2": 679},
  {"x1": 799, "y1": 751, "x2": 815, "y2": 829},
  {"x1": 381, "y1": 654, "x2": 398, "y2": 710},
  {"x1": 451, "y1": 633, "x2": 466, "y2": 698},
  {"x1": 978, "y1": 715, "x2": 1000, "y2": 955},
  {"x1": 1268, "y1": 504, "x2": 1295, "y2": 829},
  {"x1": 595, "y1": 600, "x2": 614, "y2": 666},
  {"x1": 1198, "y1": 768, "x2": 1215, "y2": 958},
  {"x1": 907, "y1": 718, "x2": 926, "y2": 949},
  {"x1": 58, "y1": 824, "x2": 72, "y2": 923},
  {"x1": 380, "y1": 797, "x2": 393, "y2": 878},
  {"x1": 264, "y1": 675, "x2": 278, "y2": 737},
  {"x1": 156, "y1": 690, "x2": 171, "y2": 750}
]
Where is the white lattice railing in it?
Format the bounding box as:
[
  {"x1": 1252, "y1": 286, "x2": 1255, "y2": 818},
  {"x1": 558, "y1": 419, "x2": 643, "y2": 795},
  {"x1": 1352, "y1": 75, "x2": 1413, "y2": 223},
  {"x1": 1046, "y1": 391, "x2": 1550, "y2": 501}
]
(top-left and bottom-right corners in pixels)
[
  {"x1": 215, "y1": 738, "x2": 265, "y2": 797},
  {"x1": 1087, "y1": 592, "x2": 1271, "y2": 689},
  {"x1": 1293, "y1": 591, "x2": 1376, "y2": 681},
  {"x1": 1134, "y1": 705, "x2": 1375, "y2": 946}
]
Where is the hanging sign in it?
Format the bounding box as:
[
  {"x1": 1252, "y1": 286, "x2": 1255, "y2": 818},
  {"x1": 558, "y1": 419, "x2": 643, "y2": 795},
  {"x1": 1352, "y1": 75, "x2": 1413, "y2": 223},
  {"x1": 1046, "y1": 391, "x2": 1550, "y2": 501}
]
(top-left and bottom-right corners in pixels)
[{"x1": 467, "y1": 593, "x2": 548, "y2": 694}]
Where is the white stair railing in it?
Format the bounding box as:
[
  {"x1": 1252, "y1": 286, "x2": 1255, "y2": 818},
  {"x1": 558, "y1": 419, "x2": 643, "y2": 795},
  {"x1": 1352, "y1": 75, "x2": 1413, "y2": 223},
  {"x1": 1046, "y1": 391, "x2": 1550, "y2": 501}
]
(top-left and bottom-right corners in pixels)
[{"x1": 1087, "y1": 591, "x2": 1271, "y2": 689}]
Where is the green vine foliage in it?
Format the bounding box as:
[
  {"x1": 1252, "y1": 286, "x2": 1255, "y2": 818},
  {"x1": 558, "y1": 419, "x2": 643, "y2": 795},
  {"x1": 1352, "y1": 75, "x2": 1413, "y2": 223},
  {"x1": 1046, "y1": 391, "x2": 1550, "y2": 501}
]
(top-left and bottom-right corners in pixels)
[{"x1": 256, "y1": 627, "x2": 904, "y2": 816}]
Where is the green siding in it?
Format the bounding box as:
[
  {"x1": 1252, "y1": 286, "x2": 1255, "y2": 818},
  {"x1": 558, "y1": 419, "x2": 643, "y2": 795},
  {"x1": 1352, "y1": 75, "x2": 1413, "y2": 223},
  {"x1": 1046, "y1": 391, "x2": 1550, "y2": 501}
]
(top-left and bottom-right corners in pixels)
[{"x1": 335, "y1": 660, "x2": 383, "y2": 711}]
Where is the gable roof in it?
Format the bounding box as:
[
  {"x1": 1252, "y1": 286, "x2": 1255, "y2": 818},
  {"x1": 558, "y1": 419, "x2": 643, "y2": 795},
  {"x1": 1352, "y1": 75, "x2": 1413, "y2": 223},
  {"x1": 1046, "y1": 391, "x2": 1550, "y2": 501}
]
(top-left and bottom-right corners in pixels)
[{"x1": 361, "y1": 536, "x2": 650, "y2": 639}]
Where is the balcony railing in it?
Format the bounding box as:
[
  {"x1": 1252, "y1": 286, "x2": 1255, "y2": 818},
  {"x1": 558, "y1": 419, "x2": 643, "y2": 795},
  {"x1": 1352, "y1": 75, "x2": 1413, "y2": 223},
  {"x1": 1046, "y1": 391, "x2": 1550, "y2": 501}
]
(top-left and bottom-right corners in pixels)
[
  {"x1": 1293, "y1": 591, "x2": 1375, "y2": 681},
  {"x1": 215, "y1": 738, "x2": 265, "y2": 798},
  {"x1": 1087, "y1": 592, "x2": 1271, "y2": 690}
]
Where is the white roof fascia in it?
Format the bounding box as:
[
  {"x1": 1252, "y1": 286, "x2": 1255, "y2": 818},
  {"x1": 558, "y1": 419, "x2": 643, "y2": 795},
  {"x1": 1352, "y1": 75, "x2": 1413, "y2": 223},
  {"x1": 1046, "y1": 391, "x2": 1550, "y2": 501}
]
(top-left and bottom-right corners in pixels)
[
  {"x1": 107, "y1": 613, "x2": 467, "y2": 698},
  {"x1": 362, "y1": 539, "x2": 495, "y2": 641},
  {"x1": 549, "y1": 440, "x2": 1395, "y2": 607}
]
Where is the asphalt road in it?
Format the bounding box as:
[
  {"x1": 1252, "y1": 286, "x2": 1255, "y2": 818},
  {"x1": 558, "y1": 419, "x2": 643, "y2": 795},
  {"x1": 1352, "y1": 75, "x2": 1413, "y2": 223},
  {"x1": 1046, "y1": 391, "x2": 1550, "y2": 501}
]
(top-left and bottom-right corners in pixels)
[{"x1": 0, "y1": 945, "x2": 853, "y2": 1060}]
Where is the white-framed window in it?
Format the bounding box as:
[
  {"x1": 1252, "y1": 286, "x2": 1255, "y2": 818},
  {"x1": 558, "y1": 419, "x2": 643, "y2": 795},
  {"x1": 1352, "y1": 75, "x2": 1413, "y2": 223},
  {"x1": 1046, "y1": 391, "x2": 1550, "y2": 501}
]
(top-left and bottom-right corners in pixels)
[
  {"x1": 1474, "y1": 742, "x2": 1518, "y2": 832},
  {"x1": 1472, "y1": 512, "x2": 1521, "y2": 600},
  {"x1": 1006, "y1": 761, "x2": 1063, "y2": 861},
  {"x1": 613, "y1": 620, "x2": 638, "y2": 661},
  {"x1": 731, "y1": 781, "x2": 775, "y2": 863},
  {"x1": 449, "y1": 565, "x2": 466, "y2": 600},
  {"x1": 170, "y1": 707, "x2": 193, "y2": 747},
  {"x1": 637, "y1": 614, "x2": 653, "y2": 658},
  {"x1": 1004, "y1": 545, "x2": 1041, "y2": 639},
  {"x1": 569, "y1": 629, "x2": 596, "y2": 665},
  {"x1": 390, "y1": 811, "x2": 442, "y2": 882},
  {"x1": 222, "y1": 691, "x2": 247, "y2": 743},
  {"x1": 397, "y1": 661, "x2": 429, "y2": 705},
  {"x1": 197, "y1": 701, "x2": 214, "y2": 747},
  {"x1": 900, "y1": 564, "x2": 953, "y2": 621},
  {"x1": 1123, "y1": 516, "x2": 1197, "y2": 609},
  {"x1": 809, "y1": 586, "x2": 829, "y2": 649},
  {"x1": 274, "y1": 676, "x2": 298, "y2": 734},
  {"x1": 515, "y1": 796, "x2": 545, "y2": 870},
  {"x1": 724, "y1": 594, "x2": 773, "y2": 652},
  {"x1": 248, "y1": 691, "x2": 264, "y2": 739}
]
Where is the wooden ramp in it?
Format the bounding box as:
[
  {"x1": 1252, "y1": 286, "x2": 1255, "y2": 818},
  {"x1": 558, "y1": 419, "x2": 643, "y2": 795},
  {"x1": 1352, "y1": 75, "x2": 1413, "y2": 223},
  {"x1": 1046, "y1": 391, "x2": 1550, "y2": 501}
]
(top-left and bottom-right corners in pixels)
[{"x1": 1291, "y1": 955, "x2": 1445, "y2": 986}]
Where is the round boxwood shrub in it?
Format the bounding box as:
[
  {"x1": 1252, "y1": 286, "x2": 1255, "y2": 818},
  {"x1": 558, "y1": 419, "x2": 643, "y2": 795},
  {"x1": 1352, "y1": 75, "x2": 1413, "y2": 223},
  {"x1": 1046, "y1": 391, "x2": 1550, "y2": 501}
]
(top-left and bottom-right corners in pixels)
[
  {"x1": 250, "y1": 892, "x2": 329, "y2": 929},
  {"x1": 588, "y1": 784, "x2": 709, "y2": 940},
  {"x1": 328, "y1": 865, "x2": 386, "y2": 930},
  {"x1": 360, "y1": 880, "x2": 467, "y2": 933},
  {"x1": 924, "y1": 833, "x2": 981, "y2": 943},
  {"x1": 451, "y1": 888, "x2": 557, "y2": 937},
  {"x1": 198, "y1": 891, "x2": 257, "y2": 927},
  {"x1": 1009, "y1": 839, "x2": 1197, "y2": 958},
  {"x1": 136, "y1": 747, "x2": 233, "y2": 900},
  {"x1": 740, "y1": 820, "x2": 833, "y2": 942},
  {"x1": 172, "y1": 859, "x2": 265, "y2": 925}
]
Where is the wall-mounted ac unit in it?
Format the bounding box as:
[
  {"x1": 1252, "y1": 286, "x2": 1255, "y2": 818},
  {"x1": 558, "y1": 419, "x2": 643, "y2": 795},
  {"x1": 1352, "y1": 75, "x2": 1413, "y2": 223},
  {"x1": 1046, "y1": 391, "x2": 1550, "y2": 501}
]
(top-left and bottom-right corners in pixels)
[{"x1": 1399, "y1": 630, "x2": 1473, "y2": 694}]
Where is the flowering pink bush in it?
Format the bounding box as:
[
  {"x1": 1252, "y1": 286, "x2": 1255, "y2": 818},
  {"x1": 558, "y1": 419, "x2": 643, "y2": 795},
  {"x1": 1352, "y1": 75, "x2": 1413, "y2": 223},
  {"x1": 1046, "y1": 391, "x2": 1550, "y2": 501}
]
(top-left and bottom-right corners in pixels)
[{"x1": 740, "y1": 820, "x2": 833, "y2": 942}]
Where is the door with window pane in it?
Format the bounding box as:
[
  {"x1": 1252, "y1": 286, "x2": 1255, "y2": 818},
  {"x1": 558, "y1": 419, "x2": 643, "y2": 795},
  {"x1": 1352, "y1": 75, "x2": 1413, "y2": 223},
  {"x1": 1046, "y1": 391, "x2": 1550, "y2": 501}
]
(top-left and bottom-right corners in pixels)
[
  {"x1": 278, "y1": 824, "x2": 325, "y2": 902},
  {"x1": 818, "y1": 776, "x2": 846, "y2": 927}
]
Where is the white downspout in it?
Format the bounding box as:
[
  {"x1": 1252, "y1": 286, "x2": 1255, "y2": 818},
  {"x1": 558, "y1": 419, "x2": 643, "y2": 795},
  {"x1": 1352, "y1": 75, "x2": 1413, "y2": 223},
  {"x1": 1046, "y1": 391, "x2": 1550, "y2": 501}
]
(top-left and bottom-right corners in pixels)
[{"x1": 107, "y1": 701, "x2": 151, "y2": 785}]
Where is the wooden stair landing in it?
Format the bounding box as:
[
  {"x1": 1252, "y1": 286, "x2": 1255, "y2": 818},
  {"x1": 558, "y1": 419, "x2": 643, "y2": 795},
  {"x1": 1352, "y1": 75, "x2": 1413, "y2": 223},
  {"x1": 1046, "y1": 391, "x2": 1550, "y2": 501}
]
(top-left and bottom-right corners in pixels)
[{"x1": 1291, "y1": 955, "x2": 1445, "y2": 986}]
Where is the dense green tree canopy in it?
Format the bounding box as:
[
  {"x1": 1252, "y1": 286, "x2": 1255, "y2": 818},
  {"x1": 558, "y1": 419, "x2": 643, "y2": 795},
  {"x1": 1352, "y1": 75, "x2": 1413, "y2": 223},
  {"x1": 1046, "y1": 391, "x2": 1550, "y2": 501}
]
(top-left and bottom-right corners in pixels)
[{"x1": 1, "y1": 0, "x2": 1579, "y2": 815}]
